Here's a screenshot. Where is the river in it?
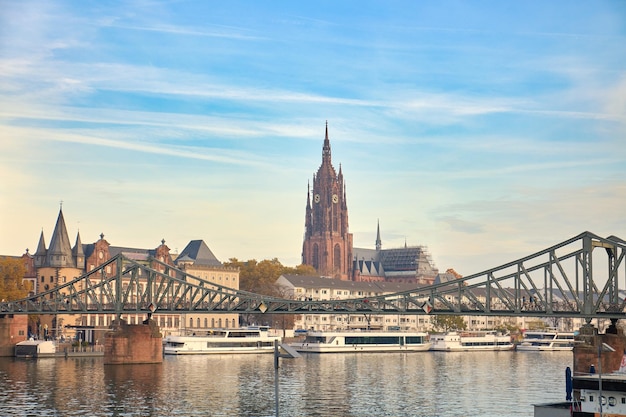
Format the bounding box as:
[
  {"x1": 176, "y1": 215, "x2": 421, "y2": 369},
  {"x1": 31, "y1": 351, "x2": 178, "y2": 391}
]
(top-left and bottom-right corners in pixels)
[{"x1": 0, "y1": 351, "x2": 571, "y2": 416}]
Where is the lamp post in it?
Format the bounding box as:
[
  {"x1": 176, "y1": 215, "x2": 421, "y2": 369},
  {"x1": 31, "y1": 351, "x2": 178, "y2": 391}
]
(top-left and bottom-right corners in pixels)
[
  {"x1": 273, "y1": 340, "x2": 301, "y2": 417},
  {"x1": 598, "y1": 342, "x2": 615, "y2": 417}
]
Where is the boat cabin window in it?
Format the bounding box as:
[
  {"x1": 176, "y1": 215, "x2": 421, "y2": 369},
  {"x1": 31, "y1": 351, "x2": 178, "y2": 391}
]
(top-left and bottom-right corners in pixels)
[
  {"x1": 304, "y1": 335, "x2": 329, "y2": 343},
  {"x1": 228, "y1": 331, "x2": 260, "y2": 338}
]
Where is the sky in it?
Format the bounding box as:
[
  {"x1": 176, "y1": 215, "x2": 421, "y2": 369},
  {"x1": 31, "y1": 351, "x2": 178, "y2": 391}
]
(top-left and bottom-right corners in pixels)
[{"x1": 1, "y1": 1, "x2": 625, "y2": 277}]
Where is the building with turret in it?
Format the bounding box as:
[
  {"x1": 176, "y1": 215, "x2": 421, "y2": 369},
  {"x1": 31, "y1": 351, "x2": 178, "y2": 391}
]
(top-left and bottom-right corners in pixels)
[
  {"x1": 302, "y1": 123, "x2": 439, "y2": 284},
  {"x1": 23, "y1": 207, "x2": 239, "y2": 341}
]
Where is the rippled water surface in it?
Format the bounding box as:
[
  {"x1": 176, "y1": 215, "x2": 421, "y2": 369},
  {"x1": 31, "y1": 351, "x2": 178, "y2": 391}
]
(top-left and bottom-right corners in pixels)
[{"x1": 0, "y1": 351, "x2": 571, "y2": 416}]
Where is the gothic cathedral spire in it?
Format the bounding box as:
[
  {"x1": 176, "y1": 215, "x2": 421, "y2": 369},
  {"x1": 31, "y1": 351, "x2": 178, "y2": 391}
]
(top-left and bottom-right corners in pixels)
[{"x1": 302, "y1": 123, "x2": 353, "y2": 280}]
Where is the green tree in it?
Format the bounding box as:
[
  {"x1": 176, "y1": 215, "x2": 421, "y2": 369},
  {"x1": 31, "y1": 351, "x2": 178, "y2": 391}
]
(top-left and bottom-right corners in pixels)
[
  {"x1": 430, "y1": 314, "x2": 467, "y2": 332},
  {"x1": 0, "y1": 257, "x2": 31, "y2": 301}
]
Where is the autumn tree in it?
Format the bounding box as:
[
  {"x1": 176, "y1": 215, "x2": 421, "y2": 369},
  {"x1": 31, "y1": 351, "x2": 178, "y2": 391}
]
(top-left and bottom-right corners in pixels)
[
  {"x1": 223, "y1": 257, "x2": 316, "y2": 330},
  {"x1": 430, "y1": 314, "x2": 467, "y2": 332},
  {"x1": 0, "y1": 257, "x2": 31, "y2": 301}
]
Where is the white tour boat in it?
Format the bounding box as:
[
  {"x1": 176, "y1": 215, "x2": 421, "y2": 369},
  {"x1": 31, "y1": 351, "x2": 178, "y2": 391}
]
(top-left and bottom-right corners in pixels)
[
  {"x1": 429, "y1": 330, "x2": 514, "y2": 351},
  {"x1": 290, "y1": 330, "x2": 431, "y2": 353},
  {"x1": 163, "y1": 326, "x2": 281, "y2": 355},
  {"x1": 516, "y1": 329, "x2": 576, "y2": 351}
]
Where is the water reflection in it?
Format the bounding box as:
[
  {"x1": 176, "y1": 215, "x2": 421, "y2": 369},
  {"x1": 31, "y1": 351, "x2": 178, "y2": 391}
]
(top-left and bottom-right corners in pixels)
[{"x1": 0, "y1": 351, "x2": 572, "y2": 416}]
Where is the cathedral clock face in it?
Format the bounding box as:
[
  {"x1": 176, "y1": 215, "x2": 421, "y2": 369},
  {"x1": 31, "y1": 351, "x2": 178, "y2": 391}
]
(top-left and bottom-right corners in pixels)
[
  {"x1": 314, "y1": 194, "x2": 320, "y2": 203},
  {"x1": 332, "y1": 194, "x2": 338, "y2": 203}
]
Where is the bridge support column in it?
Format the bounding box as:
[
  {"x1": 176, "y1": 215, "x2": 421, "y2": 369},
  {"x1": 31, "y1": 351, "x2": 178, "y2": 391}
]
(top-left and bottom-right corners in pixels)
[
  {"x1": 573, "y1": 321, "x2": 626, "y2": 375},
  {"x1": 104, "y1": 319, "x2": 162, "y2": 365},
  {"x1": 0, "y1": 315, "x2": 28, "y2": 357}
]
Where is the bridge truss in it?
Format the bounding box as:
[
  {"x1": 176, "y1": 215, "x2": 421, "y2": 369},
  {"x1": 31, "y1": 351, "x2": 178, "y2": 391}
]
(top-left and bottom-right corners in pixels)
[{"x1": 1, "y1": 231, "x2": 625, "y2": 321}]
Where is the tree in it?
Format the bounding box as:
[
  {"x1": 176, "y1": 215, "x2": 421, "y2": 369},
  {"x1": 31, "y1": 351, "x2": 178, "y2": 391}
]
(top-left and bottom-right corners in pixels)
[
  {"x1": 430, "y1": 314, "x2": 467, "y2": 332},
  {"x1": 224, "y1": 257, "x2": 315, "y2": 295},
  {"x1": 0, "y1": 257, "x2": 31, "y2": 301},
  {"x1": 223, "y1": 257, "x2": 316, "y2": 329}
]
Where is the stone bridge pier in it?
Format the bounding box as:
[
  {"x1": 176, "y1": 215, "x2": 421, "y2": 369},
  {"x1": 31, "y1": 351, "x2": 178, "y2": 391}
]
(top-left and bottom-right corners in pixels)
[
  {"x1": 104, "y1": 319, "x2": 162, "y2": 365},
  {"x1": 573, "y1": 320, "x2": 626, "y2": 375}
]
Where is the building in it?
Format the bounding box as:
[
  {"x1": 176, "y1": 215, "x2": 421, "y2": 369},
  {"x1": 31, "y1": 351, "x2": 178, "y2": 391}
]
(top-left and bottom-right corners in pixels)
[
  {"x1": 22, "y1": 207, "x2": 239, "y2": 341},
  {"x1": 302, "y1": 123, "x2": 439, "y2": 284},
  {"x1": 276, "y1": 274, "x2": 433, "y2": 331},
  {"x1": 301, "y1": 122, "x2": 353, "y2": 280},
  {"x1": 173, "y1": 239, "x2": 239, "y2": 333}
]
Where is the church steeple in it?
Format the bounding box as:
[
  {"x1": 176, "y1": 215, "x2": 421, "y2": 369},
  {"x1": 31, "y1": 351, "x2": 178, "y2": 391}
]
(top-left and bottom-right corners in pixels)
[
  {"x1": 302, "y1": 122, "x2": 353, "y2": 280},
  {"x1": 322, "y1": 120, "x2": 331, "y2": 161},
  {"x1": 376, "y1": 219, "x2": 382, "y2": 251}
]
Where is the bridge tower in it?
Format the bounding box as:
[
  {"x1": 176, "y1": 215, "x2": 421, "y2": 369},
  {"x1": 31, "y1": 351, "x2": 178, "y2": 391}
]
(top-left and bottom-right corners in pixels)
[{"x1": 302, "y1": 122, "x2": 353, "y2": 280}]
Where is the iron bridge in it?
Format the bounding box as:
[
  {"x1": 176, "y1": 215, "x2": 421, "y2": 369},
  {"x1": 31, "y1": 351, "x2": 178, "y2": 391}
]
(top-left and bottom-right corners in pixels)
[{"x1": 1, "y1": 231, "x2": 625, "y2": 321}]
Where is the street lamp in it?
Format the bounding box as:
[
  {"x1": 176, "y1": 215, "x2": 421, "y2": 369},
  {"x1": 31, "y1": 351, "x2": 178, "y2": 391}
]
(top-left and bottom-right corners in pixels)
[
  {"x1": 273, "y1": 340, "x2": 301, "y2": 417},
  {"x1": 598, "y1": 342, "x2": 615, "y2": 417}
]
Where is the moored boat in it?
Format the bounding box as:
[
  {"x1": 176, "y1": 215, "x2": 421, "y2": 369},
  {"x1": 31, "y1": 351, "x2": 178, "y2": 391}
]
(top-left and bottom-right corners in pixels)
[
  {"x1": 289, "y1": 330, "x2": 431, "y2": 353},
  {"x1": 163, "y1": 326, "x2": 281, "y2": 355},
  {"x1": 516, "y1": 329, "x2": 576, "y2": 351},
  {"x1": 15, "y1": 339, "x2": 56, "y2": 358},
  {"x1": 429, "y1": 330, "x2": 514, "y2": 351}
]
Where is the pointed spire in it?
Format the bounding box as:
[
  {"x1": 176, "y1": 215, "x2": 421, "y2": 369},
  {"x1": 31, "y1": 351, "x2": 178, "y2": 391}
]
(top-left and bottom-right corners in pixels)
[
  {"x1": 35, "y1": 230, "x2": 47, "y2": 256},
  {"x1": 322, "y1": 120, "x2": 331, "y2": 161},
  {"x1": 306, "y1": 181, "x2": 311, "y2": 207},
  {"x1": 73, "y1": 231, "x2": 84, "y2": 257},
  {"x1": 376, "y1": 220, "x2": 382, "y2": 251},
  {"x1": 47, "y1": 207, "x2": 75, "y2": 267}
]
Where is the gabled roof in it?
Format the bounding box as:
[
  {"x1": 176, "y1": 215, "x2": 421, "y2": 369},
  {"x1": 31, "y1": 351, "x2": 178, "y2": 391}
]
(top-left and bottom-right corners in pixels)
[{"x1": 175, "y1": 240, "x2": 222, "y2": 267}]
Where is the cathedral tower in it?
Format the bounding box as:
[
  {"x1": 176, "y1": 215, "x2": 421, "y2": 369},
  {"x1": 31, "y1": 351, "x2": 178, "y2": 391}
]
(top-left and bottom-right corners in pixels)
[{"x1": 302, "y1": 123, "x2": 353, "y2": 280}]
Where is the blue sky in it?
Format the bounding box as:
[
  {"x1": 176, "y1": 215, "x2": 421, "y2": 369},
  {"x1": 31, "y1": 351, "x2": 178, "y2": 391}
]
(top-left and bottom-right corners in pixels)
[{"x1": 1, "y1": 0, "x2": 625, "y2": 276}]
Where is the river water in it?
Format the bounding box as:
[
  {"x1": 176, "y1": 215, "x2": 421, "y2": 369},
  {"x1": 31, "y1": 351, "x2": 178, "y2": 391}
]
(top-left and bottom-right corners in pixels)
[{"x1": 0, "y1": 351, "x2": 572, "y2": 416}]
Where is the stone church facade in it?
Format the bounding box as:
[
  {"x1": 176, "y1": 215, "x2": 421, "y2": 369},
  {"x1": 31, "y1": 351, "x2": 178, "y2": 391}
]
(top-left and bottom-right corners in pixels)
[{"x1": 302, "y1": 123, "x2": 439, "y2": 285}]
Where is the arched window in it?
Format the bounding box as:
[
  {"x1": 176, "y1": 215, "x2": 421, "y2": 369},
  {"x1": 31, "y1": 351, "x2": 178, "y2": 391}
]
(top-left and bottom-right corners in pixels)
[
  {"x1": 204, "y1": 318, "x2": 208, "y2": 328},
  {"x1": 218, "y1": 318, "x2": 222, "y2": 328},
  {"x1": 334, "y1": 244, "x2": 341, "y2": 272},
  {"x1": 189, "y1": 318, "x2": 193, "y2": 328},
  {"x1": 211, "y1": 318, "x2": 215, "y2": 328},
  {"x1": 196, "y1": 318, "x2": 200, "y2": 328},
  {"x1": 313, "y1": 244, "x2": 319, "y2": 270}
]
